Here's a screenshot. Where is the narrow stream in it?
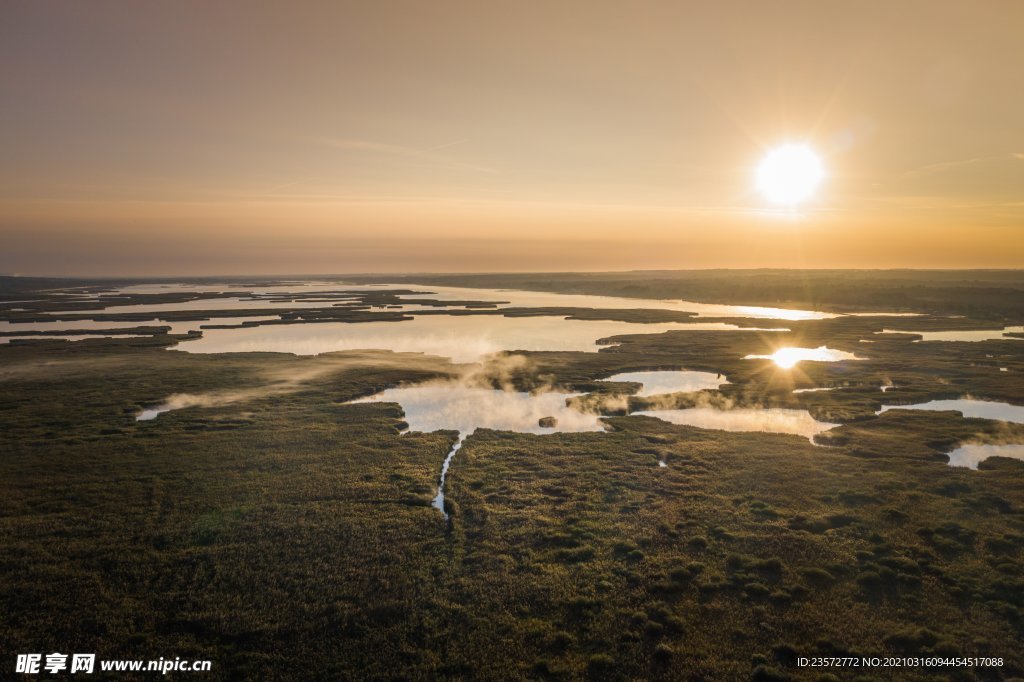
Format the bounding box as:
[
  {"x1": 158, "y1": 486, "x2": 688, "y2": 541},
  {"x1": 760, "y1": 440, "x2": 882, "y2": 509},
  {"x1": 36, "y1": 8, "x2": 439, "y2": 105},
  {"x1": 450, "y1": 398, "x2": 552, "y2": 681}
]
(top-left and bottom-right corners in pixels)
[{"x1": 432, "y1": 437, "x2": 465, "y2": 519}]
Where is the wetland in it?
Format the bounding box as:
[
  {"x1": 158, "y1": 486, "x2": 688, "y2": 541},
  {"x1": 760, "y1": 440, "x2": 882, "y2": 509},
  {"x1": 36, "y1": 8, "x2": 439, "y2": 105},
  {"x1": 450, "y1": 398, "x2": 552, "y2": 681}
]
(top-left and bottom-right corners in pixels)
[{"x1": 3, "y1": 269, "x2": 1024, "y2": 680}]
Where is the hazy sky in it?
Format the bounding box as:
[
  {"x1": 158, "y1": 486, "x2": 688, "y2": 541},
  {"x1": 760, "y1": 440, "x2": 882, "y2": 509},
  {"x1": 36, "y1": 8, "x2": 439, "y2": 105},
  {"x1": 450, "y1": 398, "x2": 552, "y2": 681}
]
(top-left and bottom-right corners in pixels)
[{"x1": 2, "y1": 0, "x2": 1022, "y2": 275}]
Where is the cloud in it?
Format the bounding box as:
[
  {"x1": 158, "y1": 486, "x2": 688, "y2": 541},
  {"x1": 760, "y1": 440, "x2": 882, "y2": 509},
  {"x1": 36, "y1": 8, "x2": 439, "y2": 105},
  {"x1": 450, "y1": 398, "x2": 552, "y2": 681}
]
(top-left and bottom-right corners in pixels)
[
  {"x1": 320, "y1": 138, "x2": 430, "y2": 157},
  {"x1": 902, "y1": 153, "x2": 1023, "y2": 178}
]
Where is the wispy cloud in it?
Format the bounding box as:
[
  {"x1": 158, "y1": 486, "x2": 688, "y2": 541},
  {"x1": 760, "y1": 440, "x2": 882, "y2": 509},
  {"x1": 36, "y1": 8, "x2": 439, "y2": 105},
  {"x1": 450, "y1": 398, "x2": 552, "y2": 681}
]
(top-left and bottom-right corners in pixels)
[
  {"x1": 321, "y1": 138, "x2": 428, "y2": 156},
  {"x1": 902, "y1": 153, "x2": 1023, "y2": 178},
  {"x1": 319, "y1": 137, "x2": 496, "y2": 173}
]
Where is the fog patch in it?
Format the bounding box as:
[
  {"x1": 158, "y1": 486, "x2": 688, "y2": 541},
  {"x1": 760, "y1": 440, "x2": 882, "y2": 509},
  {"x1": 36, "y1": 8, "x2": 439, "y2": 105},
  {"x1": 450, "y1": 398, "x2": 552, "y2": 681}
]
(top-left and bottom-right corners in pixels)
[
  {"x1": 633, "y1": 407, "x2": 838, "y2": 441},
  {"x1": 352, "y1": 383, "x2": 604, "y2": 436},
  {"x1": 351, "y1": 361, "x2": 606, "y2": 518},
  {"x1": 601, "y1": 370, "x2": 728, "y2": 397},
  {"x1": 136, "y1": 351, "x2": 456, "y2": 421}
]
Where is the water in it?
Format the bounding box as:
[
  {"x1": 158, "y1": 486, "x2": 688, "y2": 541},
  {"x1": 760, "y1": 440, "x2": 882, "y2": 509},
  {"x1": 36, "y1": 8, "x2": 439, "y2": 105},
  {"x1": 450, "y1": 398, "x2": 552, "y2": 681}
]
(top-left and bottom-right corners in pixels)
[
  {"x1": 878, "y1": 399, "x2": 1024, "y2": 424},
  {"x1": 9, "y1": 283, "x2": 869, "y2": 359},
  {"x1": 52, "y1": 281, "x2": 839, "y2": 320},
  {"x1": 795, "y1": 383, "x2": 893, "y2": 393},
  {"x1": 353, "y1": 383, "x2": 606, "y2": 517},
  {"x1": 0, "y1": 316, "x2": 280, "y2": 337},
  {"x1": 602, "y1": 370, "x2": 727, "y2": 396},
  {"x1": 633, "y1": 407, "x2": 838, "y2": 441},
  {"x1": 100, "y1": 282, "x2": 950, "y2": 322},
  {"x1": 431, "y1": 440, "x2": 464, "y2": 515},
  {"x1": 876, "y1": 326, "x2": 1024, "y2": 342},
  {"x1": 176, "y1": 315, "x2": 780, "y2": 362},
  {"x1": 744, "y1": 346, "x2": 863, "y2": 369},
  {"x1": 395, "y1": 286, "x2": 837, "y2": 320},
  {"x1": 1, "y1": 334, "x2": 151, "y2": 344},
  {"x1": 113, "y1": 281, "x2": 348, "y2": 295},
  {"x1": 43, "y1": 297, "x2": 360, "y2": 315},
  {"x1": 945, "y1": 443, "x2": 1024, "y2": 469}
]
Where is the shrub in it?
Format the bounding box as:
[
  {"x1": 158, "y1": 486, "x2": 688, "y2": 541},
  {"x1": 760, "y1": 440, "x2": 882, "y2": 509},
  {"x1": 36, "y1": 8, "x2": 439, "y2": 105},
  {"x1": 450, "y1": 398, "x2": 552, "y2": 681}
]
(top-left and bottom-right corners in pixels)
[
  {"x1": 669, "y1": 568, "x2": 691, "y2": 583},
  {"x1": 548, "y1": 630, "x2": 574, "y2": 652},
  {"x1": 586, "y1": 654, "x2": 615, "y2": 678},
  {"x1": 855, "y1": 571, "x2": 883, "y2": 591},
  {"x1": 883, "y1": 627, "x2": 940, "y2": 653},
  {"x1": 799, "y1": 567, "x2": 835, "y2": 587},
  {"x1": 771, "y1": 643, "x2": 799, "y2": 666},
  {"x1": 687, "y1": 536, "x2": 709, "y2": 551},
  {"x1": 744, "y1": 582, "x2": 771, "y2": 599},
  {"x1": 726, "y1": 553, "x2": 747, "y2": 570},
  {"x1": 751, "y1": 664, "x2": 791, "y2": 681},
  {"x1": 643, "y1": 621, "x2": 664, "y2": 639}
]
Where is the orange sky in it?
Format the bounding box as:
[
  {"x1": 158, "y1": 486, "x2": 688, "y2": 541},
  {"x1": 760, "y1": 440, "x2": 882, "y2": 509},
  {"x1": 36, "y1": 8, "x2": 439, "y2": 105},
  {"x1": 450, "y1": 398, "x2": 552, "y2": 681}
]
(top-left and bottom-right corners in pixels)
[{"x1": 1, "y1": 1, "x2": 1022, "y2": 275}]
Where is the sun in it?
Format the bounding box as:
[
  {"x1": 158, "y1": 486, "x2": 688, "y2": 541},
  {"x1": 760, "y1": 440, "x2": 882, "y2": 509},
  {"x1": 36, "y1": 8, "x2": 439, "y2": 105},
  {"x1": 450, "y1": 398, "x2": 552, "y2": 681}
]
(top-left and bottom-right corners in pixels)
[{"x1": 756, "y1": 144, "x2": 824, "y2": 205}]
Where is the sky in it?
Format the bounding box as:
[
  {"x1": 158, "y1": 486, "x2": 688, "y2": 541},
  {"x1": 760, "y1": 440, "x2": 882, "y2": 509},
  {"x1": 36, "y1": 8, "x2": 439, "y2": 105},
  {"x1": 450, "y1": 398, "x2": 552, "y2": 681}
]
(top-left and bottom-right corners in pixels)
[{"x1": 1, "y1": 0, "x2": 1022, "y2": 275}]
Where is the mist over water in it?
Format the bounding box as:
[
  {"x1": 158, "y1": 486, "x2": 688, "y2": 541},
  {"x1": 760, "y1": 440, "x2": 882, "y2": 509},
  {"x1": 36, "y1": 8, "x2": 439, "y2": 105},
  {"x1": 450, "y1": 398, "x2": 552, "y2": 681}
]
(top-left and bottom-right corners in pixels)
[
  {"x1": 634, "y1": 407, "x2": 838, "y2": 441},
  {"x1": 602, "y1": 370, "x2": 728, "y2": 396},
  {"x1": 353, "y1": 383, "x2": 605, "y2": 435}
]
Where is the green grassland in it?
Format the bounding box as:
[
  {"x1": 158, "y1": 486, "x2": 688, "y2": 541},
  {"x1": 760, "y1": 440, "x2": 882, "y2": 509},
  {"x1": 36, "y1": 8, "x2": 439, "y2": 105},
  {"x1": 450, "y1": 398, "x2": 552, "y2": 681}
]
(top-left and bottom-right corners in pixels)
[{"x1": 2, "y1": 273, "x2": 1023, "y2": 680}]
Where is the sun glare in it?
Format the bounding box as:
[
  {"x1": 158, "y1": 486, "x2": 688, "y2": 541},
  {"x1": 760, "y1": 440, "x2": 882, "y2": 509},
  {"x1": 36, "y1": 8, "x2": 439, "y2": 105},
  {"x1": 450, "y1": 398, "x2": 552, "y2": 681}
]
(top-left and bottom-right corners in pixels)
[
  {"x1": 767, "y1": 347, "x2": 805, "y2": 369},
  {"x1": 745, "y1": 346, "x2": 863, "y2": 369},
  {"x1": 756, "y1": 144, "x2": 824, "y2": 205}
]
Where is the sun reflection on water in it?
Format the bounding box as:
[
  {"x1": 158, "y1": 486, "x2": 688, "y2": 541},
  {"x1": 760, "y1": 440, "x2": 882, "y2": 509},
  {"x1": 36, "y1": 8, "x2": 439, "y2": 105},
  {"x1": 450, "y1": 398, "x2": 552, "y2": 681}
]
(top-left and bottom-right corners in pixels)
[{"x1": 745, "y1": 346, "x2": 862, "y2": 369}]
